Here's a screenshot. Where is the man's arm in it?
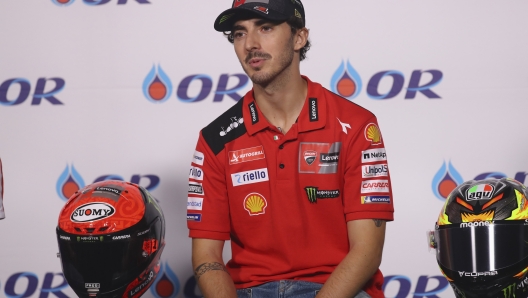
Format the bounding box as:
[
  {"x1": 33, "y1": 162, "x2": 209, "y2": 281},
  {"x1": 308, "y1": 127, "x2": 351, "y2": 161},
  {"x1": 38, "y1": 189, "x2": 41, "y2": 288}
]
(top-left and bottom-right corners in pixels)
[
  {"x1": 316, "y1": 219, "x2": 386, "y2": 297},
  {"x1": 192, "y1": 238, "x2": 237, "y2": 298}
]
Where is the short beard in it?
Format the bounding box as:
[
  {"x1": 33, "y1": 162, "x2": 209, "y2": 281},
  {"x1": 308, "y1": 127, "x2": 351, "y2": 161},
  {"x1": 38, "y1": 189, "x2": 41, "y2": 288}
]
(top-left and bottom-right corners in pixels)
[{"x1": 245, "y1": 37, "x2": 295, "y2": 87}]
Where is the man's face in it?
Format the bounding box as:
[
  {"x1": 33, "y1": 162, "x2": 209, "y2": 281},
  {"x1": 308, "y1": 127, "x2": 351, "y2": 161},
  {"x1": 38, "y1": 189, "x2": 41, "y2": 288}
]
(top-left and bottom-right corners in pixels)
[{"x1": 231, "y1": 18, "x2": 295, "y2": 86}]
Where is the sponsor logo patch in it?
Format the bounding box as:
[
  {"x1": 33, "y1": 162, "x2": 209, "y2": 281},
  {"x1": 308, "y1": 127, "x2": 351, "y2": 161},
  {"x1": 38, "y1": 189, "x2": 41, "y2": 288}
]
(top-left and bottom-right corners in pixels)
[
  {"x1": 467, "y1": 184, "x2": 495, "y2": 201},
  {"x1": 192, "y1": 151, "x2": 204, "y2": 166},
  {"x1": 248, "y1": 102, "x2": 259, "y2": 124},
  {"x1": 362, "y1": 148, "x2": 387, "y2": 163},
  {"x1": 303, "y1": 150, "x2": 317, "y2": 165},
  {"x1": 189, "y1": 166, "x2": 203, "y2": 181},
  {"x1": 85, "y1": 283, "x2": 100, "y2": 289},
  {"x1": 308, "y1": 98, "x2": 318, "y2": 122},
  {"x1": 364, "y1": 123, "x2": 382, "y2": 145},
  {"x1": 220, "y1": 116, "x2": 244, "y2": 137},
  {"x1": 253, "y1": 6, "x2": 269, "y2": 14},
  {"x1": 299, "y1": 142, "x2": 341, "y2": 174},
  {"x1": 361, "y1": 180, "x2": 390, "y2": 193},
  {"x1": 59, "y1": 235, "x2": 71, "y2": 241},
  {"x1": 243, "y1": 193, "x2": 267, "y2": 215},
  {"x1": 187, "y1": 213, "x2": 202, "y2": 221},
  {"x1": 187, "y1": 197, "x2": 203, "y2": 210},
  {"x1": 188, "y1": 182, "x2": 204, "y2": 195},
  {"x1": 229, "y1": 146, "x2": 265, "y2": 165},
  {"x1": 231, "y1": 168, "x2": 269, "y2": 186},
  {"x1": 304, "y1": 187, "x2": 340, "y2": 203},
  {"x1": 71, "y1": 202, "x2": 115, "y2": 223},
  {"x1": 361, "y1": 196, "x2": 391, "y2": 204},
  {"x1": 362, "y1": 164, "x2": 389, "y2": 178}
]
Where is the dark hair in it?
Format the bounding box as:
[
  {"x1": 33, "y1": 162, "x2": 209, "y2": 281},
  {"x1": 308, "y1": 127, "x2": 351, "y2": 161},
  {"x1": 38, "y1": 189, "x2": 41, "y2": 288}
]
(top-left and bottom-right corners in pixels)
[{"x1": 224, "y1": 16, "x2": 311, "y2": 61}]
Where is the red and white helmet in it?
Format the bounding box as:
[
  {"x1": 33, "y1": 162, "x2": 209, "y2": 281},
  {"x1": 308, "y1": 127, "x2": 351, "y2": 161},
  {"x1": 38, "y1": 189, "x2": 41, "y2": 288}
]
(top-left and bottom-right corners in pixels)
[{"x1": 56, "y1": 180, "x2": 165, "y2": 298}]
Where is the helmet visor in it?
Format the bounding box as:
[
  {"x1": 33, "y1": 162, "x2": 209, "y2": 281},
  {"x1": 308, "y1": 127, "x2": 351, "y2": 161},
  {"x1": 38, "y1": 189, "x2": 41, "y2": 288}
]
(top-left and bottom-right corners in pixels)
[
  {"x1": 57, "y1": 231, "x2": 150, "y2": 295},
  {"x1": 435, "y1": 222, "x2": 528, "y2": 273}
]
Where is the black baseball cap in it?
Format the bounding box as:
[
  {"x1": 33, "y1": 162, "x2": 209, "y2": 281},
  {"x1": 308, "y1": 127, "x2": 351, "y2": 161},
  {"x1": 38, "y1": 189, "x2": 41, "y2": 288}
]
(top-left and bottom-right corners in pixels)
[{"x1": 214, "y1": 0, "x2": 306, "y2": 32}]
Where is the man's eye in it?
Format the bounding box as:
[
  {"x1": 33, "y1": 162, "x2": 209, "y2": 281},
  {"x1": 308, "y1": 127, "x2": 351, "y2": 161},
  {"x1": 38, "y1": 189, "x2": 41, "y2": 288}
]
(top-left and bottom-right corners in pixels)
[
  {"x1": 261, "y1": 26, "x2": 272, "y2": 32},
  {"x1": 233, "y1": 32, "x2": 245, "y2": 38}
]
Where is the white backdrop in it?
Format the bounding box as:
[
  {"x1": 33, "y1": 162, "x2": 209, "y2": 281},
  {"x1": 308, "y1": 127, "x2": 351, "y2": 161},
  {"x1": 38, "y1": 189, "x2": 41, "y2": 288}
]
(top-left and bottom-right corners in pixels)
[{"x1": 0, "y1": 1, "x2": 527, "y2": 297}]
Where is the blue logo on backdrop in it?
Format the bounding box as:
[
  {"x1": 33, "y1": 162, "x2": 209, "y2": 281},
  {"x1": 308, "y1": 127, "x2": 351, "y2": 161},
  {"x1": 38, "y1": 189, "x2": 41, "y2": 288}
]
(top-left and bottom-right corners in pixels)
[
  {"x1": 2, "y1": 272, "x2": 69, "y2": 298},
  {"x1": 52, "y1": 0, "x2": 150, "y2": 6},
  {"x1": 142, "y1": 65, "x2": 250, "y2": 103},
  {"x1": 56, "y1": 163, "x2": 161, "y2": 201},
  {"x1": 383, "y1": 275, "x2": 450, "y2": 298},
  {"x1": 0, "y1": 77, "x2": 65, "y2": 106},
  {"x1": 330, "y1": 60, "x2": 443, "y2": 100}
]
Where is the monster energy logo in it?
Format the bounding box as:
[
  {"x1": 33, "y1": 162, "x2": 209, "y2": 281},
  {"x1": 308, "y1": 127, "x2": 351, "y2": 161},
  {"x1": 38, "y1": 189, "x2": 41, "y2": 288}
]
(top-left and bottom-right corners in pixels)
[
  {"x1": 304, "y1": 187, "x2": 340, "y2": 203},
  {"x1": 502, "y1": 283, "x2": 517, "y2": 298}
]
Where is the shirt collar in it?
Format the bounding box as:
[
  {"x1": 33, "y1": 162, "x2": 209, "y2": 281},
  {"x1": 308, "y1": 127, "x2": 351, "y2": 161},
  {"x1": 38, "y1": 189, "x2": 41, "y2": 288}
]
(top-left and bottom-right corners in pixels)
[{"x1": 243, "y1": 76, "x2": 327, "y2": 136}]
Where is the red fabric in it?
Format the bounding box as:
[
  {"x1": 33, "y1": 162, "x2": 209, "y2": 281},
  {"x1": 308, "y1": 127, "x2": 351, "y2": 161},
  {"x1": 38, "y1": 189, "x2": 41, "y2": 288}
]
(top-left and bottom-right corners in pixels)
[{"x1": 187, "y1": 77, "x2": 394, "y2": 292}]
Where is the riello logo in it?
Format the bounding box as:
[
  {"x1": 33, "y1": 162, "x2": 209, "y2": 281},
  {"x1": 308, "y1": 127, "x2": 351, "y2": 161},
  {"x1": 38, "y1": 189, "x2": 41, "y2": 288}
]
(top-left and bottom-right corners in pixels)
[
  {"x1": 331, "y1": 60, "x2": 443, "y2": 100},
  {"x1": 432, "y1": 160, "x2": 528, "y2": 201},
  {"x1": 143, "y1": 64, "x2": 249, "y2": 104},
  {"x1": 0, "y1": 77, "x2": 65, "y2": 106},
  {"x1": 51, "y1": 0, "x2": 150, "y2": 6}
]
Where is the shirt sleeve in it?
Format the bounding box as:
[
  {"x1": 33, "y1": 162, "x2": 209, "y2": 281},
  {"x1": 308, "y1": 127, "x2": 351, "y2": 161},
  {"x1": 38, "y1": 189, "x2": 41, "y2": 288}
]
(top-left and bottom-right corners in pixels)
[
  {"x1": 187, "y1": 132, "x2": 231, "y2": 240},
  {"x1": 342, "y1": 117, "x2": 394, "y2": 222}
]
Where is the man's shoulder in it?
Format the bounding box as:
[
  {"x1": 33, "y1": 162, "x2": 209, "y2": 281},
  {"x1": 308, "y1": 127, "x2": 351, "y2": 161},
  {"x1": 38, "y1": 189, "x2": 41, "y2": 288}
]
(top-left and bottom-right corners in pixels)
[{"x1": 201, "y1": 99, "x2": 247, "y2": 156}]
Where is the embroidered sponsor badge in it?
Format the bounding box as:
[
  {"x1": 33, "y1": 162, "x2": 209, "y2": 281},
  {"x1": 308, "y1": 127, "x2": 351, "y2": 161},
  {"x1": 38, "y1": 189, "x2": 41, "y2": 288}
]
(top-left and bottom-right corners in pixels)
[
  {"x1": 361, "y1": 148, "x2": 387, "y2": 163},
  {"x1": 187, "y1": 213, "x2": 202, "y2": 221},
  {"x1": 364, "y1": 123, "x2": 382, "y2": 145},
  {"x1": 299, "y1": 142, "x2": 341, "y2": 174},
  {"x1": 361, "y1": 164, "x2": 389, "y2": 178},
  {"x1": 229, "y1": 146, "x2": 265, "y2": 165},
  {"x1": 188, "y1": 182, "x2": 204, "y2": 195},
  {"x1": 243, "y1": 193, "x2": 267, "y2": 215},
  {"x1": 361, "y1": 196, "x2": 391, "y2": 204},
  {"x1": 361, "y1": 180, "x2": 390, "y2": 193},
  {"x1": 189, "y1": 166, "x2": 203, "y2": 181},
  {"x1": 192, "y1": 151, "x2": 204, "y2": 166},
  {"x1": 187, "y1": 197, "x2": 203, "y2": 210},
  {"x1": 248, "y1": 102, "x2": 259, "y2": 124},
  {"x1": 231, "y1": 168, "x2": 269, "y2": 186},
  {"x1": 253, "y1": 6, "x2": 269, "y2": 14},
  {"x1": 304, "y1": 187, "x2": 340, "y2": 203},
  {"x1": 308, "y1": 98, "x2": 318, "y2": 122}
]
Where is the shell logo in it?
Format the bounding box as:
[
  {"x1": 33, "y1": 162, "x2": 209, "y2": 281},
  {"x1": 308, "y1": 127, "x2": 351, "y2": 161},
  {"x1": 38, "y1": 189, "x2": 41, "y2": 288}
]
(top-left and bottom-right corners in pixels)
[
  {"x1": 243, "y1": 193, "x2": 267, "y2": 216},
  {"x1": 364, "y1": 123, "x2": 382, "y2": 145}
]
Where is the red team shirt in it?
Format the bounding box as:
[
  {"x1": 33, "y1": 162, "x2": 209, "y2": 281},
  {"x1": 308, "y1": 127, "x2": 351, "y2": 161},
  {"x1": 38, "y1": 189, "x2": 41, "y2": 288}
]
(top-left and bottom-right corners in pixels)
[{"x1": 187, "y1": 76, "x2": 394, "y2": 297}]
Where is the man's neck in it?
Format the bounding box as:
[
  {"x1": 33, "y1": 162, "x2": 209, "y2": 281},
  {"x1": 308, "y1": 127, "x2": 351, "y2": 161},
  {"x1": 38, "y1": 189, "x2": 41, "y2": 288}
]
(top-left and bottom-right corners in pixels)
[{"x1": 252, "y1": 70, "x2": 308, "y2": 135}]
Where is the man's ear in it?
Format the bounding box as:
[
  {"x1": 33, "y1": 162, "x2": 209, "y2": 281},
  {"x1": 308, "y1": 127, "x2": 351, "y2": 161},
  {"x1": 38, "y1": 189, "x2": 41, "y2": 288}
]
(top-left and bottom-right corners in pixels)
[{"x1": 294, "y1": 27, "x2": 309, "y2": 51}]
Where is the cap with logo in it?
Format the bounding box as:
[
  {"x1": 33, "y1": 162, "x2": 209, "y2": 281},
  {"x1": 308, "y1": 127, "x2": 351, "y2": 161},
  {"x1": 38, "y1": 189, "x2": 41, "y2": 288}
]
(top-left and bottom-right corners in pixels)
[
  {"x1": 430, "y1": 178, "x2": 528, "y2": 298},
  {"x1": 56, "y1": 180, "x2": 166, "y2": 298},
  {"x1": 214, "y1": 0, "x2": 306, "y2": 32}
]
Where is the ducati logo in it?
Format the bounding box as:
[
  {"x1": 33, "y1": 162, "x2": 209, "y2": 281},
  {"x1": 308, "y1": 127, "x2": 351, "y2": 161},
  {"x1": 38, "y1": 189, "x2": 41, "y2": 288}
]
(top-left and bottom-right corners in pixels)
[{"x1": 304, "y1": 151, "x2": 317, "y2": 165}]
